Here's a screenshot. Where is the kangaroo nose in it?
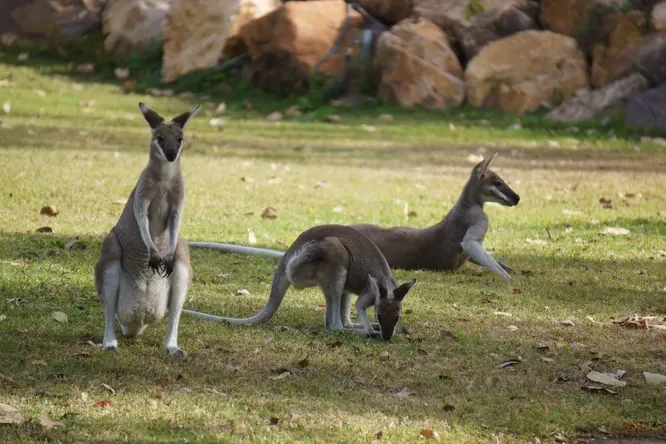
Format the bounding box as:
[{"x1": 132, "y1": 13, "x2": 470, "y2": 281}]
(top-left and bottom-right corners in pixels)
[{"x1": 514, "y1": 194, "x2": 520, "y2": 205}]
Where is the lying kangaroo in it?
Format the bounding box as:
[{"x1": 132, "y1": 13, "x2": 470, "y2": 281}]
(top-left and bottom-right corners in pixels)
[
  {"x1": 182, "y1": 225, "x2": 416, "y2": 341},
  {"x1": 351, "y1": 152, "x2": 520, "y2": 280},
  {"x1": 94, "y1": 102, "x2": 201, "y2": 357}
]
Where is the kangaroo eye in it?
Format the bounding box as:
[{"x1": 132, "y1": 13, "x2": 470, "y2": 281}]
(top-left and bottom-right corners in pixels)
[
  {"x1": 493, "y1": 181, "x2": 503, "y2": 187},
  {"x1": 177, "y1": 137, "x2": 183, "y2": 144},
  {"x1": 156, "y1": 136, "x2": 164, "y2": 145}
]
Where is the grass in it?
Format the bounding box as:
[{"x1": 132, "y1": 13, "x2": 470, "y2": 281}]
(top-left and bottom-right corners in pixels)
[{"x1": 1, "y1": 49, "x2": 666, "y2": 443}]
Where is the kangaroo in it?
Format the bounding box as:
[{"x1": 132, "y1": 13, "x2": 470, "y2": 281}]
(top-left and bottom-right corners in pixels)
[
  {"x1": 94, "y1": 102, "x2": 201, "y2": 357},
  {"x1": 182, "y1": 225, "x2": 416, "y2": 341},
  {"x1": 350, "y1": 152, "x2": 520, "y2": 280}
]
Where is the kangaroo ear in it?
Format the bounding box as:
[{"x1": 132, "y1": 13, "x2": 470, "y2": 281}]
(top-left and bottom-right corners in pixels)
[
  {"x1": 368, "y1": 275, "x2": 387, "y2": 300},
  {"x1": 394, "y1": 279, "x2": 416, "y2": 301},
  {"x1": 171, "y1": 104, "x2": 202, "y2": 130},
  {"x1": 476, "y1": 152, "x2": 498, "y2": 177},
  {"x1": 138, "y1": 102, "x2": 164, "y2": 131}
]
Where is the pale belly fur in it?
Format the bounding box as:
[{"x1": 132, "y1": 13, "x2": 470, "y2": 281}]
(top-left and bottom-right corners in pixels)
[{"x1": 116, "y1": 269, "x2": 171, "y2": 327}]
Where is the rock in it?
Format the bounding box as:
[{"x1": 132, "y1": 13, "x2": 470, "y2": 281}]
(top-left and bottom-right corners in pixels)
[
  {"x1": 359, "y1": 0, "x2": 413, "y2": 25},
  {"x1": 3, "y1": 0, "x2": 106, "y2": 41},
  {"x1": 590, "y1": 10, "x2": 648, "y2": 87},
  {"x1": 246, "y1": 49, "x2": 310, "y2": 97},
  {"x1": 455, "y1": 3, "x2": 539, "y2": 62},
  {"x1": 654, "y1": 1, "x2": 666, "y2": 31},
  {"x1": 239, "y1": 1, "x2": 365, "y2": 94},
  {"x1": 465, "y1": 30, "x2": 589, "y2": 115},
  {"x1": 374, "y1": 17, "x2": 465, "y2": 109},
  {"x1": 625, "y1": 83, "x2": 666, "y2": 130},
  {"x1": 222, "y1": 0, "x2": 280, "y2": 59},
  {"x1": 539, "y1": 0, "x2": 622, "y2": 36},
  {"x1": 102, "y1": 0, "x2": 174, "y2": 56},
  {"x1": 161, "y1": 0, "x2": 240, "y2": 83},
  {"x1": 547, "y1": 72, "x2": 650, "y2": 122},
  {"x1": 608, "y1": 31, "x2": 666, "y2": 86}
]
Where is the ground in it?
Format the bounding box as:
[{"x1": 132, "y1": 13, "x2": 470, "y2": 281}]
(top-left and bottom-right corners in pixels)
[{"x1": 1, "y1": 51, "x2": 666, "y2": 443}]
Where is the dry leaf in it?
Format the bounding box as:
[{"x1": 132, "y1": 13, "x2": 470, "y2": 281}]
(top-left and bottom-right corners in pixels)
[
  {"x1": 65, "y1": 236, "x2": 82, "y2": 249},
  {"x1": 379, "y1": 351, "x2": 390, "y2": 361},
  {"x1": 266, "y1": 111, "x2": 283, "y2": 122},
  {"x1": 236, "y1": 289, "x2": 250, "y2": 296},
  {"x1": 297, "y1": 356, "x2": 309, "y2": 368},
  {"x1": 586, "y1": 371, "x2": 626, "y2": 387},
  {"x1": 375, "y1": 431, "x2": 383, "y2": 439},
  {"x1": 0, "y1": 315, "x2": 6, "y2": 322},
  {"x1": 467, "y1": 154, "x2": 484, "y2": 163},
  {"x1": 643, "y1": 372, "x2": 666, "y2": 385},
  {"x1": 40, "y1": 205, "x2": 59, "y2": 217},
  {"x1": 581, "y1": 385, "x2": 618, "y2": 395},
  {"x1": 52, "y1": 311, "x2": 68, "y2": 323},
  {"x1": 2, "y1": 101, "x2": 10, "y2": 114},
  {"x1": 360, "y1": 124, "x2": 376, "y2": 132},
  {"x1": 326, "y1": 115, "x2": 341, "y2": 123},
  {"x1": 0, "y1": 404, "x2": 23, "y2": 424},
  {"x1": 270, "y1": 416, "x2": 280, "y2": 425},
  {"x1": 506, "y1": 325, "x2": 518, "y2": 331},
  {"x1": 39, "y1": 412, "x2": 64, "y2": 429},
  {"x1": 419, "y1": 429, "x2": 438, "y2": 439},
  {"x1": 154, "y1": 387, "x2": 164, "y2": 399},
  {"x1": 31, "y1": 359, "x2": 47, "y2": 366},
  {"x1": 440, "y1": 330, "x2": 457, "y2": 341},
  {"x1": 94, "y1": 400, "x2": 112, "y2": 407},
  {"x1": 332, "y1": 205, "x2": 343, "y2": 213},
  {"x1": 209, "y1": 117, "x2": 228, "y2": 127},
  {"x1": 377, "y1": 114, "x2": 393, "y2": 122},
  {"x1": 36, "y1": 226, "x2": 53, "y2": 233},
  {"x1": 393, "y1": 388, "x2": 411, "y2": 398},
  {"x1": 112, "y1": 199, "x2": 127, "y2": 205},
  {"x1": 613, "y1": 315, "x2": 655, "y2": 329},
  {"x1": 102, "y1": 383, "x2": 116, "y2": 394},
  {"x1": 485, "y1": 376, "x2": 499, "y2": 388},
  {"x1": 493, "y1": 311, "x2": 513, "y2": 317},
  {"x1": 261, "y1": 207, "x2": 278, "y2": 220},
  {"x1": 600, "y1": 227, "x2": 630, "y2": 236},
  {"x1": 269, "y1": 371, "x2": 292, "y2": 381},
  {"x1": 327, "y1": 340, "x2": 343, "y2": 349},
  {"x1": 499, "y1": 358, "x2": 522, "y2": 368},
  {"x1": 442, "y1": 404, "x2": 455, "y2": 412},
  {"x1": 248, "y1": 229, "x2": 257, "y2": 245},
  {"x1": 599, "y1": 197, "x2": 612, "y2": 205}
]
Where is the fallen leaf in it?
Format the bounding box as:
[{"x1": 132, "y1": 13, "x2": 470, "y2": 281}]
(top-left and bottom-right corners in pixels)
[
  {"x1": 613, "y1": 315, "x2": 655, "y2": 329},
  {"x1": 493, "y1": 311, "x2": 513, "y2": 317},
  {"x1": 360, "y1": 124, "x2": 376, "y2": 132},
  {"x1": 326, "y1": 115, "x2": 341, "y2": 123},
  {"x1": 36, "y1": 226, "x2": 53, "y2": 233},
  {"x1": 419, "y1": 429, "x2": 438, "y2": 439},
  {"x1": 379, "y1": 351, "x2": 390, "y2": 361},
  {"x1": 52, "y1": 311, "x2": 68, "y2": 323},
  {"x1": 506, "y1": 325, "x2": 518, "y2": 331},
  {"x1": 261, "y1": 207, "x2": 278, "y2": 219},
  {"x1": 81, "y1": 392, "x2": 89, "y2": 402},
  {"x1": 0, "y1": 315, "x2": 6, "y2": 322},
  {"x1": 40, "y1": 205, "x2": 59, "y2": 217},
  {"x1": 72, "y1": 352, "x2": 90, "y2": 358},
  {"x1": 586, "y1": 371, "x2": 626, "y2": 387},
  {"x1": 266, "y1": 111, "x2": 283, "y2": 122},
  {"x1": 236, "y1": 289, "x2": 250, "y2": 296},
  {"x1": 332, "y1": 205, "x2": 343, "y2": 213},
  {"x1": 552, "y1": 432, "x2": 568, "y2": 443},
  {"x1": 158, "y1": 377, "x2": 168, "y2": 386},
  {"x1": 407, "y1": 210, "x2": 417, "y2": 218},
  {"x1": 0, "y1": 404, "x2": 23, "y2": 424},
  {"x1": 581, "y1": 385, "x2": 618, "y2": 395},
  {"x1": 499, "y1": 358, "x2": 522, "y2": 368},
  {"x1": 327, "y1": 340, "x2": 343, "y2": 349},
  {"x1": 643, "y1": 372, "x2": 666, "y2": 385},
  {"x1": 557, "y1": 318, "x2": 577, "y2": 327},
  {"x1": 154, "y1": 387, "x2": 164, "y2": 399},
  {"x1": 541, "y1": 357, "x2": 555, "y2": 363},
  {"x1": 377, "y1": 114, "x2": 393, "y2": 122},
  {"x1": 209, "y1": 117, "x2": 228, "y2": 127},
  {"x1": 440, "y1": 330, "x2": 457, "y2": 341},
  {"x1": 485, "y1": 376, "x2": 499, "y2": 388},
  {"x1": 599, "y1": 197, "x2": 612, "y2": 205},
  {"x1": 393, "y1": 387, "x2": 411, "y2": 398},
  {"x1": 2, "y1": 101, "x2": 10, "y2": 114},
  {"x1": 442, "y1": 404, "x2": 455, "y2": 412},
  {"x1": 600, "y1": 227, "x2": 630, "y2": 236},
  {"x1": 248, "y1": 229, "x2": 257, "y2": 245},
  {"x1": 31, "y1": 359, "x2": 47, "y2": 366},
  {"x1": 94, "y1": 400, "x2": 112, "y2": 407},
  {"x1": 270, "y1": 416, "x2": 280, "y2": 425},
  {"x1": 512, "y1": 288, "x2": 521, "y2": 294},
  {"x1": 39, "y1": 412, "x2": 64, "y2": 429},
  {"x1": 65, "y1": 236, "x2": 82, "y2": 249},
  {"x1": 467, "y1": 154, "x2": 484, "y2": 163},
  {"x1": 375, "y1": 431, "x2": 383, "y2": 439},
  {"x1": 297, "y1": 356, "x2": 309, "y2": 368},
  {"x1": 269, "y1": 371, "x2": 292, "y2": 381},
  {"x1": 102, "y1": 383, "x2": 116, "y2": 394}
]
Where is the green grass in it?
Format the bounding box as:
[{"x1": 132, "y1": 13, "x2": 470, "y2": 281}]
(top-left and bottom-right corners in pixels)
[{"x1": 1, "y1": 51, "x2": 666, "y2": 443}]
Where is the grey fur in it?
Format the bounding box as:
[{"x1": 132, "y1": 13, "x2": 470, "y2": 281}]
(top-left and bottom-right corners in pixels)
[
  {"x1": 350, "y1": 152, "x2": 520, "y2": 280},
  {"x1": 94, "y1": 102, "x2": 201, "y2": 357},
  {"x1": 182, "y1": 225, "x2": 416, "y2": 341}
]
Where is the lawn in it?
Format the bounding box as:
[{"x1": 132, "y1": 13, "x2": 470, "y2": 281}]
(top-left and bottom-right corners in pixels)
[{"x1": 1, "y1": 51, "x2": 666, "y2": 443}]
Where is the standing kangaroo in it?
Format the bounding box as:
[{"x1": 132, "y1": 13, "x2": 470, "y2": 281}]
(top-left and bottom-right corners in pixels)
[
  {"x1": 351, "y1": 152, "x2": 520, "y2": 280},
  {"x1": 94, "y1": 102, "x2": 201, "y2": 357},
  {"x1": 182, "y1": 225, "x2": 416, "y2": 341},
  {"x1": 186, "y1": 153, "x2": 519, "y2": 280}
]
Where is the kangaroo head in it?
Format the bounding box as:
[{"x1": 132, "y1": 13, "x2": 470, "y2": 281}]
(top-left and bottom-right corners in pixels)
[
  {"x1": 472, "y1": 152, "x2": 520, "y2": 207},
  {"x1": 138, "y1": 102, "x2": 201, "y2": 163},
  {"x1": 368, "y1": 276, "x2": 417, "y2": 341}
]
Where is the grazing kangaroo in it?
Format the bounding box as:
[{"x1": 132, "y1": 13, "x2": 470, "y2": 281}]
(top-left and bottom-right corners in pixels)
[
  {"x1": 182, "y1": 225, "x2": 416, "y2": 341},
  {"x1": 350, "y1": 152, "x2": 520, "y2": 280},
  {"x1": 94, "y1": 102, "x2": 201, "y2": 357}
]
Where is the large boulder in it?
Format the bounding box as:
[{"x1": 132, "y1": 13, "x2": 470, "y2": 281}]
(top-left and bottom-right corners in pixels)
[
  {"x1": 539, "y1": 0, "x2": 621, "y2": 36},
  {"x1": 625, "y1": 83, "x2": 666, "y2": 130},
  {"x1": 222, "y1": 0, "x2": 280, "y2": 59},
  {"x1": 374, "y1": 17, "x2": 465, "y2": 109},
  {"x1": 413, "y1": 0, "x2": 536, "y2": 33},
  {"x1": 102, "y1": 0, "x2": 174, "y2": 57},
  {"x1": 238, "y1": 1, "x2": 365, "y2": 84},
  {"x1": 608, "y1": 31, "x2": 666, "y2": 86},
  {"x1": 1, "y1": 0, "x2": 106, "y2": 42},
  {"x1": 465, "y1": 30, "x2": 589, "y2": 115},
  {"x1": 590, "y1": 10, "x2": 648, "y2": 87},
  {"x1": 653, "y1": 1, "x2": 666, "y2": 31},
  {"x1": 358, "y1": 0, "x2": 413, "y2": 25},
  {"x1": 161, "y1": 0, "x2": 240, "y2": 83}
]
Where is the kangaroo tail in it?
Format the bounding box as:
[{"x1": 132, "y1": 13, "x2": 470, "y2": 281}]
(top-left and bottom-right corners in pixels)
[
  {"x1": 181, "y1": 260, "x2": 291, "y2": 325},
  {"x1": 188, "y1": 241, "x2": 285, "y2": 258}
]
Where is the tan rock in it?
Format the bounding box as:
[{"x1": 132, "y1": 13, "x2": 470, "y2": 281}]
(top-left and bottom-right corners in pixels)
[
  {"x1": 8, "y1": 0, "x2": 106, "y2": 39},
  {"x1": 653, "y1": 1, "x2": 666, "y2": 31},
  {"x1": 162, "y1": 0, "x2": 239, "y2": 83},
  {"x1": 375, "y1": 17, "x2": 465, "y2": 109},
  {"x1": 413, "y1": 0, "x2": 535, "y2": 33},
  {"x1": 239, "y1": 1, "x2": 365, "y2": 79},
  {"x1": 222, "y1": 0, "x2": 280, "y2": 59},
  {"x1": 102, "y1": 0, "x2": 174, "y2": 56},
  {"x1": 359, "y1": 0, "x2": 412, "y2": 25},
  {"x1": 590, "y1": 10, "x2": 647, "y2": 87},
  {"x1": 465, "y1": 30, "x2": 589, "y2": 115},
  {"x1": 539, "y1": 0, "x2": 621, "y2": 36},
  {"x1": 609, "y1": 31, "x2": 666, "y2": 86}
]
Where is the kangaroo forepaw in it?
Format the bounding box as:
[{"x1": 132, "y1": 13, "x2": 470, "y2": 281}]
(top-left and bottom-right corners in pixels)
[
  {"x1": 162, "y1": 255, "x2": 175, "y2": 278},
  {"x1": 167, "y1": 346, "x2": 188, "y2": 359},
  {"x1": 148, "y1": 252, "x2": 165, "y2": 275}
]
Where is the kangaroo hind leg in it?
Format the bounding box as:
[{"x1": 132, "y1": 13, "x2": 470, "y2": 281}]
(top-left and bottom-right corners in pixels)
[
  {"x1": 164, "y1": 236, "x2": 192, "y2": 358},
  {"x1": 95, "y1": 232, "x2": 122, "y2": 352}
]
